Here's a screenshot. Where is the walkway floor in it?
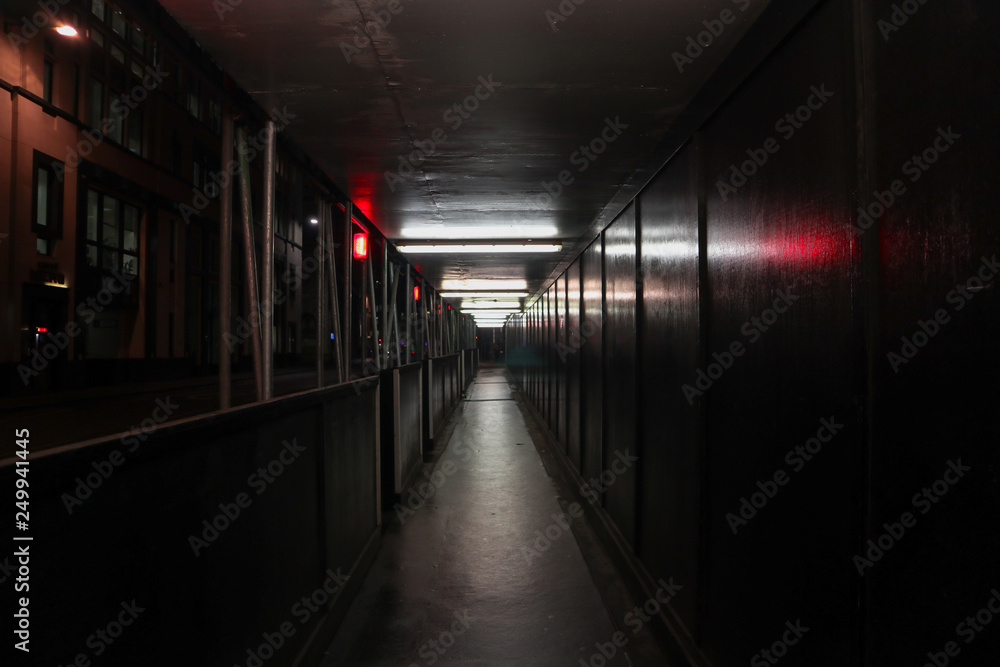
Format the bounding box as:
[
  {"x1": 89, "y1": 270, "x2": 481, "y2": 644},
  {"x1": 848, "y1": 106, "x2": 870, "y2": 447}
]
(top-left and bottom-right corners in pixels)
[{"x1": 320, "y1": 366, "x2": 634, "y2": 666}]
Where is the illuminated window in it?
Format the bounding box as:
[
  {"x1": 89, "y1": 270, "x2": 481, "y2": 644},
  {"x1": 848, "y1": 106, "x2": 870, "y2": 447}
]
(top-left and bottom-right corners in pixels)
[
  {"x1": 83, "y1": 189, "x2": 141, "y2": 299},
  {"x1": 33, "y1": 155, "x2": 64, "y2": 256}
]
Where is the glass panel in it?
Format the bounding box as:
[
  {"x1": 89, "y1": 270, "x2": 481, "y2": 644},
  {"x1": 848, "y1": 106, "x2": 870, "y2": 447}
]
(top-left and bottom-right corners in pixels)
[
  {"x1": 37, "y1": 238, "x2": 48, "y2": 254},
  {"x1": 123, "y1": 205, "x2": 138, "y2": 252},
  {"x1": 88, "y1": 78, "x2": 103, "y2": 128},
  {"x1": 35, "y1": 168, "x2": 49, "y2": 227},
  {"x1": 108, "y1": 92, "x2": 124, "y2": 144},
  {"x1": 85, "y1": 244, "x2": 98, "y2": 267},
  {"x1": 111, "y1": 45, "x2": 125, "y2": 65},
  {"x1": 128, "y1": 108, "x2": 142, "y2": 154},
  {"x1": 87, "y1": 190, "x2": 99, "y2": 240},
  {"x1": 130, "y1": 60, "x2": 143, "y2": 78},
  {"x1": 43, "y1": 61, "x2": 52, "y2": 103},
  {"x1": 91, "y1": 0, "x2": 105, "y2": 20},
  {"x1": 130, "y1": 25, "x2": 144, "y2": 52},
  {"x1": 111, "y1": 11, "x2": 125, "y2": 38},
  {"x1": 122, "y1": 253, "x2": 138, "y2": 277},
  {"x1": 91, "y1": 30, "x2": 104, "y2": 47},
  {"x1": 102, "y1": 250, "x2": 119, "y2": 271},
  {"x1": 102, "y1": 197, "x2": 119, "y2": 248}
]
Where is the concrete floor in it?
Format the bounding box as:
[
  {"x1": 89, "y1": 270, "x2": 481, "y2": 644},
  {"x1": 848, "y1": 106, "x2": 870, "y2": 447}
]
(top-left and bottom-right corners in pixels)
[{"x1": 320, "y1": 366, "x2": 635, "y2": 666}]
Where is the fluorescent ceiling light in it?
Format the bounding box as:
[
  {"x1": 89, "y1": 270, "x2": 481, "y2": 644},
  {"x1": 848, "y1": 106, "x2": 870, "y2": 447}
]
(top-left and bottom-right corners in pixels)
[
  {"x1": 442, "y1": 280, "x2": 528, "y2": 290},
  {"x1": 400, "y1": 225, "x2": 558, "y2": 239},
  {"x1": 440, "y1": 292, "x2": 529, "y2": 298},
  {"x1": 398, "y1": 244, "x2": 561, "y2": 254},
  {"x1": 460, "y1": 302, "x2": 521, "y2": 309},
  {"x1": 464, "y1": 310, "x2": 518, "y2": 316},
  {"x1": 475, "y1": 323, "x2": 507, "y2": 328}
]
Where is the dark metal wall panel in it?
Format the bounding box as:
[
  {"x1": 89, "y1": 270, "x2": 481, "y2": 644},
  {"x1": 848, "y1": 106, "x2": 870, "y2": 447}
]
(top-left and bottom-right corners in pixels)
[
  {"x1": 0, "y1": 383, "x2": 379, "y2": 666},
  {"x1": 396, "y1": 364, "x2": 424, "y2": 493},
  {"x1": 545, "y1": 283, "x2": 559, "y2": 430},
  {"x1": 580, "y1": 239, "x2": 605, "y2": 484},
  {"x1": 863, "y1": 1, "x2": 1000, "y2": 662},
  {"x1": 602, "y1": 203, "x2": 638, "y2": 549},
  {"x1": 555, "y1": 275, "x2": 568, "y2": 451},
  {"x1": 636, "y1": 140, "x2": 702, "y2": 634},
  {"x1": 699, "y1": 1, "x2": 859, "y2": 663},
  {"x1": 565, "y1": 259, "x2": 583, "y2": 472}
]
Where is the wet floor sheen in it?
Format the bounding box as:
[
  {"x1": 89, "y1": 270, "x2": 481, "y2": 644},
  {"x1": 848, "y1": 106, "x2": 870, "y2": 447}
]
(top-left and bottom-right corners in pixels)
[{"x1": 320, "y1": 366, "x2": 630, "y2": 667}]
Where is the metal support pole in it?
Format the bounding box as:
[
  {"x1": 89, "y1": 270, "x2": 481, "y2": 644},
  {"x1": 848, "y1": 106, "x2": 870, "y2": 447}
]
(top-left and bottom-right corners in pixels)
[
  {"x1": 262, "y1": 119, "x2": 276, "y2": 400},
  {"x1": 219, "y1": 108, "x2": 233, "y2": 409},
  {"x1": 324, "y1": 203, "x2": 345, "y2": 384},
  {"x1": 382, "y1": 240, "x2": 389, "y2": 369},
  {"x1": 386, "y1": 262, "x2": 401, "y2": 368},
  {"x1": 405, "y1": 266, "x2": 412, "y2": 365},
  {"x1": 343, "y1": 202, "x2": 353, "y2": 379},
  {"x1": 236, "y1": 127, "x2": 263, "y2": 401},
  {"x1": 367, "y1": 253, "x2": 380, "y2": 372},
  {"x1": 316, "y1": 200, "x2": 325, "y2": 388}
]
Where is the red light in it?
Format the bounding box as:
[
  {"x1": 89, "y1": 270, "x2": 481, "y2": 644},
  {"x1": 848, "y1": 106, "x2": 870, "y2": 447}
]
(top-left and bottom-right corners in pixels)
[
  {"x1": 413, "y1": 285, "x2": 420, "y2": 301},
  {"x1": 353, "y1": 233, "x2": 369, "y2": 260},
  {"x1": 36, "y1": 327, "x2": 48, "y2": 333}
]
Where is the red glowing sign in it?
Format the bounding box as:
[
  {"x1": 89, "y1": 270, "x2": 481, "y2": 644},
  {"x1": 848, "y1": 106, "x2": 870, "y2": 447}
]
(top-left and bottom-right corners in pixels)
[
  {"x1": 36, "y1": 327, "x2": 48, "y2": 333},
  {"x1": 352, "y1": 233, "x2": 369, "y2": 260},
  {"x1": 413, "y1": 285, "x2": 420, "y2": 301}
]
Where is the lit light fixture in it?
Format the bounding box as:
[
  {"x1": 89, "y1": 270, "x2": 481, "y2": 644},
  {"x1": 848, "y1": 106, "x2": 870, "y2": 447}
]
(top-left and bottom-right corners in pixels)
[
  {"x1": 460, "y1": 302, "x2": 521, "y2": 310},
  {"x1": 310, "y1": 218, "x2": 319, "y2": 225},
  {"x1": 441, "y1": 279, "x2": 527, "y2": 290},
  {"x1": 55, "y1": 25, "x2": 78, "y2": 37},
  {"x1": 398, "y1": 244, "x2": 561, "y2": 254},
  {"x1": 353, "y1": 233, "x2": 369, "y2": 260},
  {"x1": 462, "y1": 309, "x2": 520, "y2": 315},
  {"x1": 400, "y1": 224, "x2": 559, "y2": 239},
  {"x1": 413, "y1": 285, "x2": 420, "y2": 301},
  {"x1": 439, "y1": 292, "x2": 529, "y2": 298}
]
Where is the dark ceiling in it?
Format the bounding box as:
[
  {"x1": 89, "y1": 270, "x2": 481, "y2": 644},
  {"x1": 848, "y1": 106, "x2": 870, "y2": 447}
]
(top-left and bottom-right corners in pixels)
[{"x1": 157, "y1": 0, "x2": 769, "y2": 297}]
